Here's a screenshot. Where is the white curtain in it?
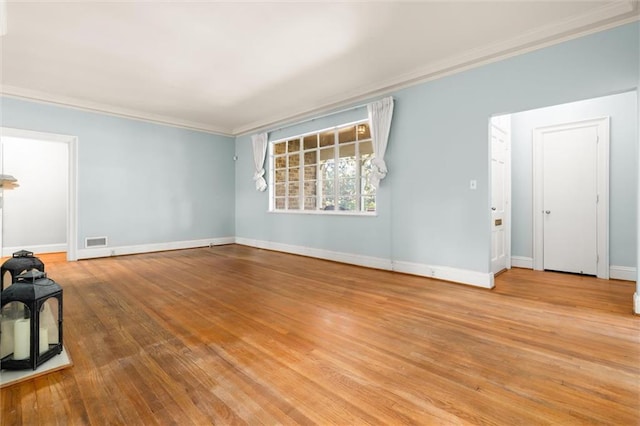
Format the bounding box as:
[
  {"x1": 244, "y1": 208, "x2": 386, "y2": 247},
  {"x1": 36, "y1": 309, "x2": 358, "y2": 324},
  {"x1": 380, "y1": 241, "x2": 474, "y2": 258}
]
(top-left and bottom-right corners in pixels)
[
  {"x1": 251, "y1": 132, "x2": 268, "y2": 192},
  {"x1": 367, "y1": 96, "x2": 394, "y2": 189}
]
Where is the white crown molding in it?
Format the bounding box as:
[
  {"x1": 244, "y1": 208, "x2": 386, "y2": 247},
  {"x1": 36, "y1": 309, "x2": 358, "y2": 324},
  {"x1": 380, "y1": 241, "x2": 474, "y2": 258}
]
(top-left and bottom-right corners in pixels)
[
  {"x1": 233, "y1": 2, "x2": 639, "y2": 136},
  {"x1": 0, "y1": 86, "x2": 234, "y2": 137},
  {"x1": 1, "y1": 2, "x2": 637, "y2": 137}
]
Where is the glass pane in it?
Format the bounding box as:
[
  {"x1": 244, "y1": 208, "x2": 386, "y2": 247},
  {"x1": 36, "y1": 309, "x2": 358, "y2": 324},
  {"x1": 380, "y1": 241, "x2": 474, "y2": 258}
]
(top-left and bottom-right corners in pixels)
[
  {"x1": 41, "y1": 297, "x2": 59, "y2": 348},
  {"x1": 357, "y1": 123, "x2": 371, "y2": 140},
  {"x1": 338, "y1": 158, "x2": 356, "y2": 179},
  {"x1": 288, "y1": 139, "x2": 300, "y2": 153},
  {"x1": 304, "y1": 151, "x2": 317, "y2": 165},
  {"x1": 288, "y1": 182, "x2": 299, "y2": 196},
  {"x1": 275, "y1": 198, "x2": 285, "y2": 210},
  {"x1": 304, "y1": 197, "x2": 317, "y2": 210},
  {"x1": 275, "y1": 183, "x2": 286, "y2": 197},
  {"x1": 275, "y1": 156, "x2": 286, "y2": 169},
  {"x1": 319, "y1": 131, "x2": 334, "y2": 147},
  {"x1": 361, "y1": 177, "x2": 375, "y2": 196},
  {"x1": 322, "y1": 197, "x2": 335, "y2": 210},
  {"x1": 274, "y1": 142, "x2": 287, "y2": 155},
  {"x1": 303, "y1": 135, "x2": 318, "y2": 150},
  {"x1": 319, "y1": 147, "x2": 334, "y2": 162},
  {"x1": 288, "y1": 197, "x2": 300, "y2": 209},
  {"x1": 339, "y1": 143, "x2": 355, "y2": 159},
  {"x1": 320, "y1": 163, "x2": 334, "y2": 182},
  {"x1": 361, "y1": 154, "x2": 375, "y2": 194},
  {"x1": 362, "y1": 196, "x2": 376, "y2": 212},
  {"x1": 321, "y1": 179, "x2": 333, "y2": 195},
  {"x1": 360, "y1": 140, "x2": 373, "y2": 155},
  {"x1": 303, "y1": 166, "x2": 316, "y2": 182},
  {"x1": 339, "y1": 178, "x2": 357, "y2": 197},
  {"x1": 3, "y1": 271, "x2": 12, "y2": 290},
  {"x1": 288, "y1": 167, "x2": 299, "y2": 181},
  {"x1": 288, "y1": 153, "x2": 300, "y2": 167},
  {"x1": 338, "y1": 197, "x2": 357, "y2": 211},
  {"x1": 1, "y1": 302, "x2": 31, "y2": 360},
  {"x1": 339, "y1": 126, "x2": 356, "y2": 144},
  {"x1": 303, "y1": 180, "x2": 317, "y2": 196},
  {"x1": 275, "y1": 169, "x2": 286, "y2": 183}
]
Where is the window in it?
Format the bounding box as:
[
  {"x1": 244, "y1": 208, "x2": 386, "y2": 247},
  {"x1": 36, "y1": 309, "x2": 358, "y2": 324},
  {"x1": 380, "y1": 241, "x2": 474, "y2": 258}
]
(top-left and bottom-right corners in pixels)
[{"x1": 269, "y1": 121, "x2": 376, "y2": 213}]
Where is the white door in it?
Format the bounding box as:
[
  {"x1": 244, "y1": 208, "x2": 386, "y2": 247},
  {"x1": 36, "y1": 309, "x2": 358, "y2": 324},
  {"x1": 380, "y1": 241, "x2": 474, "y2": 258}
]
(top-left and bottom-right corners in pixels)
[
  {"x1": 490, "y1": 116, "x2": 510, "y2": 274},
  {"x1": 542, "y1": 126, "x2": 597, "y2": 274},
  {"x1": 533, "y1": 118, "x2": 609, "y2": 277}
]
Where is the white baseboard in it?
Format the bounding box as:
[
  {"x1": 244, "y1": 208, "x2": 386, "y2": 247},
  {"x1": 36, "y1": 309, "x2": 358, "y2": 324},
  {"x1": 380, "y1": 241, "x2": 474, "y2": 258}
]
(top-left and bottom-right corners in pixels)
[
  {"x1": 635, "y1": 292, "x2": 640, "y2": 315},
  {"x1": 2, "y1": 244, "x2": 67, "y2": 257},
  {"x1": 511, "y1": 256, "x2": 533, "y2": 269},
  {"x1": 235, "y1": 237, "x2": 393, "y2": 271},
  {"x1": 235, "y1": 237, "x2": 494, "y2": 289},
  {"x1": 610, "y1": 265, "x2": 636, "y2": 281},
  {"x1": 392, "y1": 260, "x2": 495, "y2": 289},
  {"x1": 76, "y1": 237, "x2": 235, "y2": 260},
  {"x1": 509, "y1": 257, "x2": 635, "y2": 281}
]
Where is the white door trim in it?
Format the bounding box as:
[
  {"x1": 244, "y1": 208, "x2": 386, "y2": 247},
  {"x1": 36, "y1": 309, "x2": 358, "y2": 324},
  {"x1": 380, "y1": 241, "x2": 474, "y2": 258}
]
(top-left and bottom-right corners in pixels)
[
  {"x1": 0, "y1": 127, "x2": 78, "y2": 261},
  {"x1": 532, "y1": 117, "x2": 609, "y2": 279}
]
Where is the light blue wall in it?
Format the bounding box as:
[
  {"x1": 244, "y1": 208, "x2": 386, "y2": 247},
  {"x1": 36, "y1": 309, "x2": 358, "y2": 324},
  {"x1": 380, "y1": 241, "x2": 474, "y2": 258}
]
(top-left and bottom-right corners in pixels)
[
  {"x1": 511, "y1": 91, "x2": 638, "y2": 267},
  {"x1": 1, "y1": 97, "x2": 236, "y2": 249},
  {"x1": 236, "y1": 22, "x2": 639, "y2": 273},
  {"x1": 2, "y1": 22, "x2": 637, "y2": 273},
  {"x1": 235, "y1": 106, "x2": 392, "y2": 259}
]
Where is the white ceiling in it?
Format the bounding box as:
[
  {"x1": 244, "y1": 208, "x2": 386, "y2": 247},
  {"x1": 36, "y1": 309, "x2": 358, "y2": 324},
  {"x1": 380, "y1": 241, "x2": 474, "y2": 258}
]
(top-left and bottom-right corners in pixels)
[{"x1": 1, "y1": 1, "x2": 637, "y2": 136}]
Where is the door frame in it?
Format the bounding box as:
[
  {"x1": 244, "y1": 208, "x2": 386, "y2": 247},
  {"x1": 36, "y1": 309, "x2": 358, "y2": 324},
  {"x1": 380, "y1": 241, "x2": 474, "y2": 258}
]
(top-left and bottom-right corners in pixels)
[
  {"x1": 0, "y1": 127, "x2": 78, "y2": 261},
  {"x1": 532, "y1": 117, "x2": 609, "y2": 278}
]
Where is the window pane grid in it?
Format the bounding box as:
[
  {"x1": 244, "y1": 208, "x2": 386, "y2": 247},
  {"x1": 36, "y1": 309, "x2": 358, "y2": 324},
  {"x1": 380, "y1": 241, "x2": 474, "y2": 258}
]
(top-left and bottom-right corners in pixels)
[{"x1": 270, "y1": 121, "x2": 375, "y2": 213}]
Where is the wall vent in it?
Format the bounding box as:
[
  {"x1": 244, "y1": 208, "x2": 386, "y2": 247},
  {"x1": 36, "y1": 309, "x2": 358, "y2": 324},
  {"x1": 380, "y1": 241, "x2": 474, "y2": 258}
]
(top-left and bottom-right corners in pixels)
[{"x1": 85, "y1": 237, "x2": 108, "y2": 248}]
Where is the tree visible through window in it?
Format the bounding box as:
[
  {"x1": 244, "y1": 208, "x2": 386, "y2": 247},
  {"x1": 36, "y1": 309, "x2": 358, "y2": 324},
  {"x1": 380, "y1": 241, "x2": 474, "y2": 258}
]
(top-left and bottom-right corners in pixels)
[{"x1": 269, "y1": 121, "x2": 376, "y2": 213}]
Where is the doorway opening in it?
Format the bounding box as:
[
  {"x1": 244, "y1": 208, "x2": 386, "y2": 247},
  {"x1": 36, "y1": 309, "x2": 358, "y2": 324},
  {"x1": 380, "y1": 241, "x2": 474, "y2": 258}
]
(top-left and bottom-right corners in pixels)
[
  {"x1": 0, "y1": 128, "x2": 78, "y2": 261},
  {"x1": 490, "y1": 90, "x2": 637, "y2": 282}
]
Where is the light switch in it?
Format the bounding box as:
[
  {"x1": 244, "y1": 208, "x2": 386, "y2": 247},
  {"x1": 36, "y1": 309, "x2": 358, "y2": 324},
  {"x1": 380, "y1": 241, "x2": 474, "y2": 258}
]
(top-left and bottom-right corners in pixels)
[{"x1": 470, "y1": 180, "x2": 477, "y2": 190}]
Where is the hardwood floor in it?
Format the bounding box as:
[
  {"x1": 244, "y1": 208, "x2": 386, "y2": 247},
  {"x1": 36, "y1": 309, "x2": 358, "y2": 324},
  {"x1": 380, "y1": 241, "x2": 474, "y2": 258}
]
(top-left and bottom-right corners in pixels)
[{"x1": 1, "y1": 245, "x2": 638, "y2": 425}]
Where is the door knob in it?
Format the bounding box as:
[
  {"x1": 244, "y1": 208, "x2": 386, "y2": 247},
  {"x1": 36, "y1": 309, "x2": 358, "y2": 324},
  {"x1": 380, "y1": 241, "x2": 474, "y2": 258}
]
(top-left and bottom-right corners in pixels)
[
  {"x1": 491, "y1": 207, "x2": 496, "y2": 211},
  {"x1": 545, "y1": 210, "x2": 551, "y2": 214}
]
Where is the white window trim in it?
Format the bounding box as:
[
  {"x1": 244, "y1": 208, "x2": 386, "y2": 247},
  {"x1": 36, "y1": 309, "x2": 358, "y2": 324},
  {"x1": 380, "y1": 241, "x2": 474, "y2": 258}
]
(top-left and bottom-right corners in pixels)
[
  {"x1": 268, "y1": 120, "x2": 376, "y2": 216},
  {"x1": 267, "y1": 209, "x2": 377, "y2": 217}
]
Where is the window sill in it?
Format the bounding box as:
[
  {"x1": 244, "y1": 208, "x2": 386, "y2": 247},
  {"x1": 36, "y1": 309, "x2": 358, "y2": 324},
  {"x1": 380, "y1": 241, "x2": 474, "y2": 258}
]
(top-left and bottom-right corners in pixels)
[{"x1": 267, "y1": 209, "x2": 377, "y2": 217}]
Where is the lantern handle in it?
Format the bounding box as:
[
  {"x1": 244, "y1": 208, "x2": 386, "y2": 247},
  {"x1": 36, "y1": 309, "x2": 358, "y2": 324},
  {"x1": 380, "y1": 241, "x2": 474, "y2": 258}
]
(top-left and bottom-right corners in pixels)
[
  {"x1": 13, "y1": 250, "x2": 35, "y2": 258},
  {"x1": 16, "y1": 269, "x2": 47, "y2": 283}
]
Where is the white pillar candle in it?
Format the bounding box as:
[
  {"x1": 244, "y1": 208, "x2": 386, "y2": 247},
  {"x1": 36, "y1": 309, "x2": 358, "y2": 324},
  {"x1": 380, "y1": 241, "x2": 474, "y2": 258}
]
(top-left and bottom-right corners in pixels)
[
  {"x1": 13, "y1": 319, "x2": 30, "y2": 360},
  {"x1": 0, "y1": 318, "x2": 16, "y2": 358},
  {"x1": 39, "y1": 327, "x2": 48, "y2": 354}
]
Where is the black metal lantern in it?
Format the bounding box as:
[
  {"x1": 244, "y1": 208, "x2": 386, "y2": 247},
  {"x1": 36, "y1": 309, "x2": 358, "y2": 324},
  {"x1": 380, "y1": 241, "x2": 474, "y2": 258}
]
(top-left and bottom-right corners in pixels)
[
  {"x1": 0, "y1": 270, "x2": 63, "y2": 370},
  {"x1": 1, "y1": 250, "x2": 45, "y2": 292}
]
